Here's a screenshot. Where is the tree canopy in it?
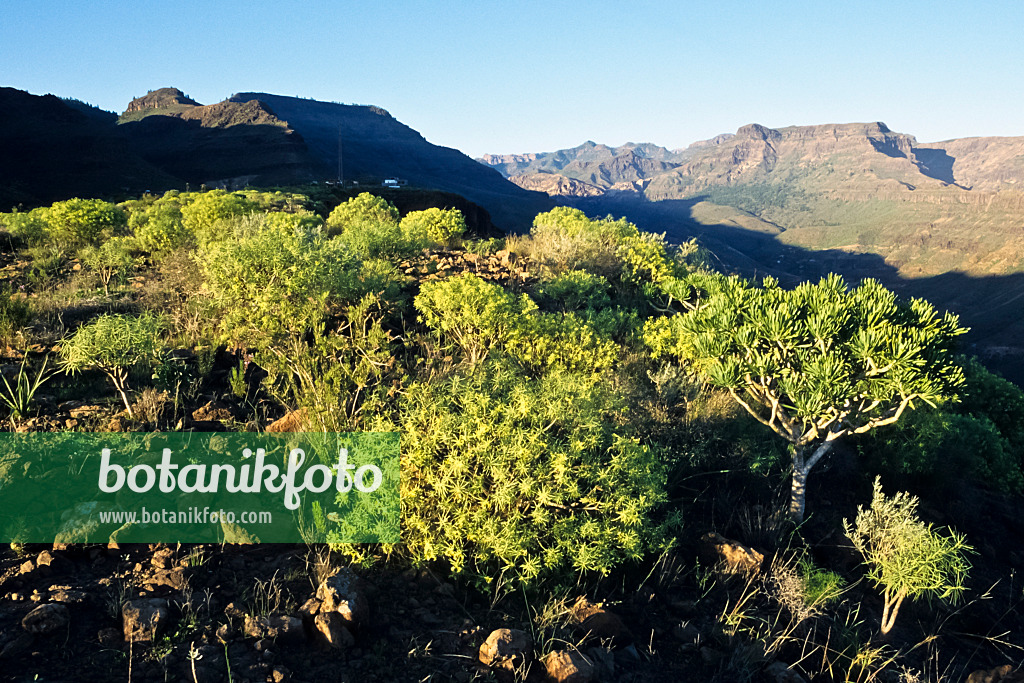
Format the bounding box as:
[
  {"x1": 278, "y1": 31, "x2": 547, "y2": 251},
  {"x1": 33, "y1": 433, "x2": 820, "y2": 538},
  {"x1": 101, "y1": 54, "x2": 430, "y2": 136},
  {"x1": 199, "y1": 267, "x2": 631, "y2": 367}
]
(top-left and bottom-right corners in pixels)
[{"x1": 646, "y1": 273, "x2": 968, "y2": 521}]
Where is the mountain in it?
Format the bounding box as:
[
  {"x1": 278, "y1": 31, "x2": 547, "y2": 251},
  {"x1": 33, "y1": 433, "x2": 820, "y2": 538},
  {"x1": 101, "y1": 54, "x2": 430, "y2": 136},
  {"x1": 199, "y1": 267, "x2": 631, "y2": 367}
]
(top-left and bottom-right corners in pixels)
[
  {"x1": 118, "y1": 89, "x2": 321, "y2": 187},
  {"x1": 0, "y1": 87, "x2": 549, "y2": 229},
  {"x1": 479, "y1": 140, "x2": 684, "y2": 177},
  {"x1": 228, "y1": 93, "x2": 550, "y2": 229},
  {"x1": 483, "y1": 122, "x2": 1024, "y2": 382},
  {"x1": 0, "y1": 87, "x2": 179, "y2": 207}
]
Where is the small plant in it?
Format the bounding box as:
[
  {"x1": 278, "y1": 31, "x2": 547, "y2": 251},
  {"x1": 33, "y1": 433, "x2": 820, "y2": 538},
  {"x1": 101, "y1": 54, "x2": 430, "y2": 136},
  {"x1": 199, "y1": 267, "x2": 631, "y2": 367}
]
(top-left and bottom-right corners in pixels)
[
  {"x1": 0, "y1": 353, "x2": 55, "y2": 426},
  {"x1": 229, "y1": 358, "x2": 247, "y2": 400},
  {"x1": 58, "y1": 313, "x2": 165, "y2": 416},
  {"x1": 78, "y1": 236, "x2": 141, "y2": 296},
  {"x1": 844, "y1": 476, "x2": 973, "y2": 635}
]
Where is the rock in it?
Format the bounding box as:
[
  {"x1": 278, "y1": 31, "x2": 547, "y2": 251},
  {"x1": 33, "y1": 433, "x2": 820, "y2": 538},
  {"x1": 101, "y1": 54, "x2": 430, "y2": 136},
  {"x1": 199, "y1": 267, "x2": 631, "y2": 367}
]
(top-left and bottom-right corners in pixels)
[
  {"x1": 151, "y1": 547, "x2": 174, "y2": 569},
  {"x1": 265, "y1": 408, "x2": 309, "y2": 432},
  {"x1": 243, "y1": 614, "x2": 305, "y2": 643},
  {"x1": 0, "y1": 633, "x2": 33, "y2": 659},
  {"x1": 122, "y1": 598, "x2": 170, "y2": 642},
  {"x1": 298, "y1": 597, "x2": 321, "y2": 620},
  {"x1": 145, "y1": 568, "x2": 187, "y2": 591},
  {"x1": 314, "y1": 612, "x2": 354, "y2": 649},
  {"x1": 700, "y1": 532, "x2": 765, "y2": 574},
  {"x1": 191, "y1": 401, "x2": 235, "y2": 423},
  {"x1": 479, "y1": 628, "x2": 532, "y2": 672},
  {"x1": 213, "y1": 623, "x2": 233, "y2": 643},
  {"x1": 316, "y1": 569, "x2": 368, "y2": 627},
  {"x1": 544, "y1": 649, "x2": 595, "y2": 683},
  {"x1": 571, "y1": 597, "x2": 632, "y2": 644},
  {"x1": 48, "y1": 587, "x2": 88, "y2": 604},
  {"x1": 765, "y1": 661, "x2": 809, "y2": 683},
  {"x1": 586, "y1": 647, "x2": 615, "y2": 680},
  {"x1": 21, "y1": 603, "x2": 69, "y2": 634},
  {"x1": 966, "y1": 665, "x2": 1024, "y2": 683},
  {"x1": 18, "y1": 560, "x2": 34, "y2": 574},
  {"x1": 98, "y1": 627, "x2": 122, "y2": 647},
  {"x1": 36, "y1": 550, "x2": 55, "y2": 567},
  {"x1": 271, "y1": 665, "x2": 292, "y2": 683}
]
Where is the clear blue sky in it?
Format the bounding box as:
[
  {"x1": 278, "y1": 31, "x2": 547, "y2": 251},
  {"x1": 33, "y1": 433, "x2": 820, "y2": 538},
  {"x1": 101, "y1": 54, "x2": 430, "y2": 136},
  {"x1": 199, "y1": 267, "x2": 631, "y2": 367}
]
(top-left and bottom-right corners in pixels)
[{"x1": 2, "y1": 0, "x2": 1022, "y2": 158}]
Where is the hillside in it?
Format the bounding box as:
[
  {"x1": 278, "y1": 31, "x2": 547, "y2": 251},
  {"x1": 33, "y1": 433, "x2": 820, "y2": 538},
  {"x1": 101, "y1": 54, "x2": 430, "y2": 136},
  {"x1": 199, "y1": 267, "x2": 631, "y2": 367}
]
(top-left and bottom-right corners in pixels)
[
  {"x1": 229, "y1": 93, "x2": 551, "y2": 229},
  {"x1": 0, "y1": 88, "x2": 179, "y2": 207},
  {"x1": 0, "y1": 87, "x2": 549, "y2": 230},
  {"x1": 482, "y1": 122, "x2": 1024, "y2": 382}
]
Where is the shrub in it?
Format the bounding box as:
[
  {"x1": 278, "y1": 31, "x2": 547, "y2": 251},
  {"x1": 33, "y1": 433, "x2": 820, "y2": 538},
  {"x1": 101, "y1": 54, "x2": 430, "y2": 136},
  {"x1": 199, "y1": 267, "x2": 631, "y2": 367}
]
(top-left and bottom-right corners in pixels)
[
  {"x1": 59, "y1": 313, "x2": 165, "y2": 415},
  {"x1": 394, "y1": 360, "x2": 673, "y2": 584},
  {"x1": 400, "y1": 207, "x2": 466, "y2": 247},
  {"x1": 534, "y1": 270, "x2": 612, "y2": 312},
  {"x1": 47, "y1": 198, "x2": 127, "y2": 247},
  {"x1": 196, "y1": 219, "x2": 363, "y2": 347},
  {"x1": 0, "y1": 286, "x2": 32, "y2": 347},
  {"x1": 414, "y1": 273, "x2": 536, "y2": 365},
  {"x1": 78, "y1": 236, "x2": 141, "y2": 295},
  {"x1": 0, "y1": 208, "x2": 51, "y2": 246},
  {"x1": 180, "y1": 190, "x2": 258, "y2": 246},
  {"x1": 844, "y1": 477, "x2": 972, "y2": 635},
  {"x1": 507, "y1": 312, "x2": 619, "y2": 378},
  {"x1": 528, "y1": 207, "x2": 636, "y2": 276},
  {"x1": 326, "y1": 193, "x2": 400, "y2": 234},
  {"x1": 131, "y1": 202, "x2": 192, "y2": 252}
]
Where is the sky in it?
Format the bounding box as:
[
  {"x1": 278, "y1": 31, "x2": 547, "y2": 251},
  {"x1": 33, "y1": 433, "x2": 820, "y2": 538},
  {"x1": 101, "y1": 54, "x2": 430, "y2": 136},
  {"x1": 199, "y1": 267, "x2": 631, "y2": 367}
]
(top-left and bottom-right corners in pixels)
[{"x1": 2, "y1": 0, "x2": 1023, "y2": 158}]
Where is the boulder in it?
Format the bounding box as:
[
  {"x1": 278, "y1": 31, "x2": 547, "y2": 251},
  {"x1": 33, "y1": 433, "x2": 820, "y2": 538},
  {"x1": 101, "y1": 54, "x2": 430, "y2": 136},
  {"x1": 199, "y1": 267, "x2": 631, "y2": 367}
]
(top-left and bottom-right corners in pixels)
[
  {"x1": 700, "y1": 532, "x2": 765, "y2": 574},
  {"x1": 122, "y1": 598, "x2": 170, "y2": 642},
  {"x1": 544, "y1": 649, "x2": 595, "y2": 683},
  {"x1": 21, "y1": 603, "x2": 69, "y2": 634},
  {"x1": 479, "y1": 628, "x2": 532, "y2": 672},
  {"x1": 316, "y1": 569, "x2": 368, "y2": 627}
]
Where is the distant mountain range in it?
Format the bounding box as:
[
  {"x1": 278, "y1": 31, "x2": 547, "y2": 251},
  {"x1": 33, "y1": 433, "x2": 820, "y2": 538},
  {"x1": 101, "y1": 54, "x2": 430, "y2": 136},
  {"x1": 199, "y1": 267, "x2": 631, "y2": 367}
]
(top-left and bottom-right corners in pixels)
[
  {"x1": 3, "y1": 84, "x2": 1024, "y2": 381},
  {"x1": 481, "y1": 123, "x2": 1024, "y2": 382},
  {"x1": 0, "y1": 87, "x2": 550, "y2": 229}
]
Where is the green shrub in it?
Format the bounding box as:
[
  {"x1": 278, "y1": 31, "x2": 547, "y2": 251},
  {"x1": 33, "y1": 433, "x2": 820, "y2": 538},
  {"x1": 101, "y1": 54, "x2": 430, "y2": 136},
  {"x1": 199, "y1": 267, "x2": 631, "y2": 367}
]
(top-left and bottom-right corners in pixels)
[
  {"x1": 845, "y1": 477, "x2": 972, "y2": 635},
  {"x1": 131, "y1": 202, "x2": 192, "y2": 252},
  {"x1": 535, "y1": 270, "x2": 612, "y2": 312},
  {"x1": 0, "y1": 208, "x2": 51, "y2": 246},
  {"x1": 414, "y1": 273, "x2": 536, "y2": 365},
  {"x1": 78, "y1": 237, "x2": 141, "y2": 295},
  {"x1": 196, "y1": 219, "x2": 364, "y2": 347},
  {"x1": 0, "y1": 286, "x2": 32, "y2": 347},
  {"x1": 798, "y1": 557, "x2": 846, "y2": 608},
  {"x1": 400, "y1": 207, "x2": 466, "y2": 247},
  {"x1": 180, "y1": 190, "x2": 258, "y2": 246},
  {"x1": 507, "y1": 312, "x2": 619, "y2": 377},
  {"x1": 47, "y1": 198, "x2": 127, "y2": 247},
  {"x1": 394, "y1": 360, "x2": 673, "y2": 584},
  {"x1": 326, "y1": 193, "x2": 400, "y2": 234},
  {"x1": 59, "y1": 313, "x2": 165, "y2": 415}
]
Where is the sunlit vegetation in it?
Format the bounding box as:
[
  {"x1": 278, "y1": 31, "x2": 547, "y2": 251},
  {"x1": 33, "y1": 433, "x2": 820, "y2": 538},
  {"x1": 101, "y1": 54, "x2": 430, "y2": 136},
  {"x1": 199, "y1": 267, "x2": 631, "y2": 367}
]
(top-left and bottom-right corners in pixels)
[{"x1": 1, "y1": 187, "x2": 1022, "y2": 680}]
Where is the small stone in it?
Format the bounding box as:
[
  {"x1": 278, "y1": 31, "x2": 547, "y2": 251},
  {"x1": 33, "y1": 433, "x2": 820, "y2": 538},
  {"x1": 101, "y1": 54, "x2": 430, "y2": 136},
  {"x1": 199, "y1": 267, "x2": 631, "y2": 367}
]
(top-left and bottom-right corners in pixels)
[
  {"x1": 271, "y1": 665, "x2": 292, "y2": 683},
  {"x1": 216, "y1": 623, "x2": 235, "y2": 642},
  {"x1": 314, "y1": 612, "x2": 354, "y2": 649},
  {"x1": 21, "y1": 603, "x2": 70, "y2": 634},
  {"x1": 36, "y1": 550, "x2": 55, "y2": 567},
  {"x1": 122, "y1": 598, "x2": 169, "y2": 642},
  {"x1": 700, "y1": 532, "x2": 765, "y2": 574},
  {"x1": 316, "y1": 570, "x2": 368, "y2": 627},
  {"x1": 544, "y1": 649, "x2": 595, "y2": 683},
  {"x1": 479, "y1": 628, "x2": 532, "y2": 671},
  {"x1": 18, "y1": 560, "x2": 34, "y2": 574},
  {"x1": 98, "y1": 627, "x2": 122, "y2": 647}
]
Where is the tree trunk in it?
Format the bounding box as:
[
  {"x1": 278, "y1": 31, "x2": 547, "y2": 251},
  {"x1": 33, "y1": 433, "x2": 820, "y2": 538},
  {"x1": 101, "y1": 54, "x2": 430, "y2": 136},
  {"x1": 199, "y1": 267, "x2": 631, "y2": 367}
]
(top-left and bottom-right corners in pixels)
[{"x1": 789, "y1": 441, "x2": 835, "y2": 523}]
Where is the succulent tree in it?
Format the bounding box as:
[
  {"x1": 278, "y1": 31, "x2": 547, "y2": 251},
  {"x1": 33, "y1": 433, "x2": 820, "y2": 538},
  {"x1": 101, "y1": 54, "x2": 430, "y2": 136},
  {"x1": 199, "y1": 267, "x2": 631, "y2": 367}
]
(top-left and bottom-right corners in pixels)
[
  {"x1": 59, "y1": 313, "x2": 165, "y2": 416},
  {"x1": 645, "y1": 273, "x2": 967, "y2": 522}
]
